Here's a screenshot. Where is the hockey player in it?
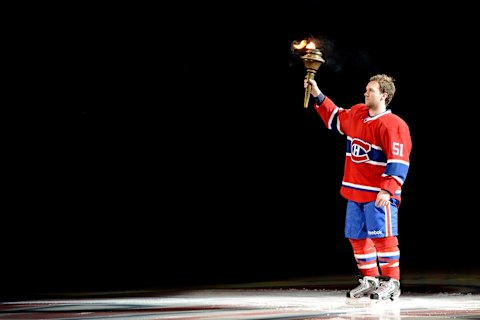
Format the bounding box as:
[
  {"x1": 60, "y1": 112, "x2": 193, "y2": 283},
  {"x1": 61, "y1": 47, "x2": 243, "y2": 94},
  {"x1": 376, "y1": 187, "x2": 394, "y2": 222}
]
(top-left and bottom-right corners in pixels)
[{"x1": 304, "y1": 74, "x2": 412, "y2": 302}]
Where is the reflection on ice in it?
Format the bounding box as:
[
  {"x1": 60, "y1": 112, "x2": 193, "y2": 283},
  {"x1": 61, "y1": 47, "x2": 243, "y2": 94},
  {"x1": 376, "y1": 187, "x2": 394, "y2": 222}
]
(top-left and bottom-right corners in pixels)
[{"x1": 2, "y1": 288, "x2": 479, "y2": 319}]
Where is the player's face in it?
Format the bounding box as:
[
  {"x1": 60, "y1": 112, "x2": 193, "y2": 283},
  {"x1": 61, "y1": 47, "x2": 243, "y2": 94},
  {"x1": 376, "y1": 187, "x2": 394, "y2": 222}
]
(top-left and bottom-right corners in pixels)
[{"x1": 364, "y1": 81, "x2": 384, "y2": 108}]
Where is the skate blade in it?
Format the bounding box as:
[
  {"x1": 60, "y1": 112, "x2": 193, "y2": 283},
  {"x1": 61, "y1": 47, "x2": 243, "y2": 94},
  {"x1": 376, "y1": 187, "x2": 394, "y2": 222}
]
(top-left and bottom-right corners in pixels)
[
  {"x1": 345, "y1": 297, "x2": 374, "y2": 307},
  {"x1": 346, "y1": 297, "x2": 399, "y2": 307}
]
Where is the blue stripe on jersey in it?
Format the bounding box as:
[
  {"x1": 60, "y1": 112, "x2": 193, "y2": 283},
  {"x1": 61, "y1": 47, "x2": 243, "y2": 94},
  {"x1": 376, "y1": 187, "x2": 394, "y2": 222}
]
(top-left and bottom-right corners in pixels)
[
  {"x1": 342, "y1": 183, "x2": 379, "y2": 193},
  {"x1": 369, "y1": 148, "x2": 387, "y2": 163},
  {"x1": 346, "y1": 140, "x2": 387, "y2": 163},
  {"x1": 385, "y1": 162, "x2": 409, "y2": 182},
  {"x1": 330, "y1": 112, "x2": 340, "y2": 134}
]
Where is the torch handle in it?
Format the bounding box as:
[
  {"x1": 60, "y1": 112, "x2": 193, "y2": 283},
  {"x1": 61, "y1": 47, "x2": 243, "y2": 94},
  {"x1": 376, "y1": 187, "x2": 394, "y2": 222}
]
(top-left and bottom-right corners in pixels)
[{"x1": 304, "y1": 71, "x2": 315, "y2": 108}]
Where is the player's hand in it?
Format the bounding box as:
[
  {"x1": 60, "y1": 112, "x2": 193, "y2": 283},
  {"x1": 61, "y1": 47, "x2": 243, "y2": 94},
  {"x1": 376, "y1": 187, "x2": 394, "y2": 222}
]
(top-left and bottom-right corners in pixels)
[
  {"x1": 304, "y1": 78, "x2": 321, "y2": 97},
  {"x1": 375, "y1": 190, "x2": 391, "y2": 207}
]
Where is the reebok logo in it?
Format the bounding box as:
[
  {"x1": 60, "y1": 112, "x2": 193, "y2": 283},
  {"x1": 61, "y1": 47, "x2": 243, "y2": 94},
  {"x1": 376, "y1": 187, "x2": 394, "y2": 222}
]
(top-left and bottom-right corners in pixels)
[{"x1": 368, "y1": 230, "x2": 383, "y2": 236}]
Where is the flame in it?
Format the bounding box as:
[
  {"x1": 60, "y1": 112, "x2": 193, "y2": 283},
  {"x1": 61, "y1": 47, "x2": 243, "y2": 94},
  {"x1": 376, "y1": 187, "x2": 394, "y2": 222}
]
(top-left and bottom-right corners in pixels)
[
  {"x1": 306, "y1": 42, "x2": 316, "y2": 50},
  {"x1": 292, "y1": 40, "x2": 307, "y2": 50},
  {"x1": 292, "y1": 39, "x2": 317, "y2": 50}
]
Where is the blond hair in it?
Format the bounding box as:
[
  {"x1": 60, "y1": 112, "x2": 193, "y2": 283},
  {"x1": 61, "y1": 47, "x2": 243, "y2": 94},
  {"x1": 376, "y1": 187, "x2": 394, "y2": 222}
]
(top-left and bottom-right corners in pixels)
[{"x1": 370, "y1": 74, "x2": 396, "y2": 106}]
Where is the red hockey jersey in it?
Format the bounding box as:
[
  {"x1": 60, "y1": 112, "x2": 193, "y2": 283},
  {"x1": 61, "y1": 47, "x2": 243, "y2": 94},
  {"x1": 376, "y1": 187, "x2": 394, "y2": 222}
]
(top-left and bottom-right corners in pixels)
[{"x1": 315, "y1": 96, "x2": 412, "y2": 204}]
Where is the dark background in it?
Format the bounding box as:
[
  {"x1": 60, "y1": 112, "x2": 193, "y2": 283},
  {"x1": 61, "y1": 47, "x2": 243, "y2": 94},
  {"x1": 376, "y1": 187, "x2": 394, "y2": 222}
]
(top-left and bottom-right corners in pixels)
[{"x1": 3, "y1": 2, "x2": 478, "y2": 298}]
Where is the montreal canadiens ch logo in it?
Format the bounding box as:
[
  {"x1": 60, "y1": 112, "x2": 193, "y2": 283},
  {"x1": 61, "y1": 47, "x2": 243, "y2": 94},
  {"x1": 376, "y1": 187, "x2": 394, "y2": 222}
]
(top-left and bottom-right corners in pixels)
[{"x1": 350, "y1": 138, "x2": 371, "y2": 163}]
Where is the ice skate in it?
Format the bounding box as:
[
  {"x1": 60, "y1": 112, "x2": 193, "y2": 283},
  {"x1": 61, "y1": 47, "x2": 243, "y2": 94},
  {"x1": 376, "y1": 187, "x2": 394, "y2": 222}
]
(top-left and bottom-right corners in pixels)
[
  {"x1": 370, "y1": 277, "x2": 401, "y2": 302},
  {"x1": 345, "y1": 275, "x2": 379, "y2": 305}
]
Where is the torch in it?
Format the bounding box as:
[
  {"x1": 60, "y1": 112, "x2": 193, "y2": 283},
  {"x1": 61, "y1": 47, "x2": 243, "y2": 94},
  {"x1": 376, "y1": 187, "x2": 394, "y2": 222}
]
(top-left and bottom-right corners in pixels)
[{"x1": 301, "y1": 49, "x2": 325, "y2": 108}]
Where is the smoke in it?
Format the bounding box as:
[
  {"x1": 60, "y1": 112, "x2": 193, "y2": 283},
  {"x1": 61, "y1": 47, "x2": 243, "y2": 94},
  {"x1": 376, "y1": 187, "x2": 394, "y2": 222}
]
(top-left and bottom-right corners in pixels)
[{"x1": 289, "y1": 32, "x2": 382, "y2": 78}]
